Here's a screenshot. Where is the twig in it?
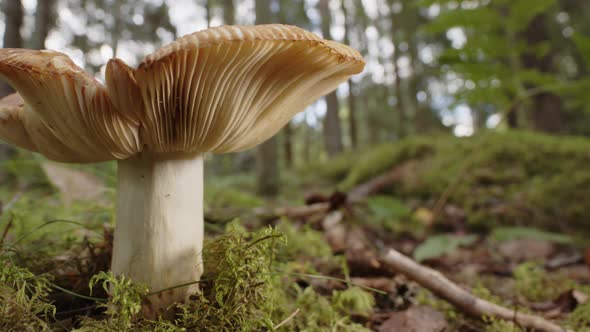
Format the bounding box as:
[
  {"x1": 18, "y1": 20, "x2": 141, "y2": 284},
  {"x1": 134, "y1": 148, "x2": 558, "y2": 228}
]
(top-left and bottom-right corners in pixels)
[
  {"x1": 275, "y1": 308, "x2": 300, "y2": 329},
  {"x1": 0, "y1": 214, "x2": 14, "y2": 247},
  {"x1": 383, "y1": 249, "x2": 573, "y2": 332}
]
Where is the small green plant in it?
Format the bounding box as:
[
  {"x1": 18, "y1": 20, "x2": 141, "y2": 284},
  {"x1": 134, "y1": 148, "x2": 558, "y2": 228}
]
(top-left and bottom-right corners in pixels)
[
  {"x1": 568, "y1": 292, "x2": 590, "y2": 331},
  {"x1": 76, "y1": 272, "x2": 150, "y2": 331},
  {"x1": 513, "y1": 262, "x2": 555, "y2": 302},
  {"x1": 276, "y1": 220, "x2": 333, "y2": 260},
  {"x1": 173, "y1": 226, "x2": 282, "y2": 331},
  {"x1": 332, "y1": 286, "x2": 375, "y2": 317},
  {"x1": 483, "y1": 316, "x2": 524, "y2": 332},
  {"x1": 0, "y1": 257, "x2": 55, "y2": 331}
]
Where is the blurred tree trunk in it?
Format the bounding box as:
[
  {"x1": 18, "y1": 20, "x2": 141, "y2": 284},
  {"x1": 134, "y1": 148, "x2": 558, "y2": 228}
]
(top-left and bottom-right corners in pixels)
[
  {"x1": 0, "y1": 0, "x2": 24, "y2": 181},
  {"x1": 112, "y1": 1, "x2": 122, "y2": 57},
  {"x1": 255, "y1": 0, "x2": 280, "y2": 196},
  {"x1": 1, "y1": 0, "x2": 23, "y2": 97},
  {"x1": 303, "y1": 114, "x2": 311, "y2": 164},
  {"x1": 223, "y1": 0, "x2": 235, "y2": 25},
  {"x1": 31, "y1": 0, "x2": 56, "y2": 50},
  {"x1": 388, "y1": 0, "x2": 407, "y2": 137},
  {"x1": 277, "y1": 0, "x2": 294, "y2": 168},
  {"x1": 283, "y1": 123, "x2": 294, "y2": 168},
  {"x1": 205, "y1": 0, "x2": 211, "y2": 27},
  {"x1": 404, "y1": 3, "x2": 427, "y2": 134},
  {"x1": 342, "y1": 1, "x2": 358, "y2": 149},
  {"x1": 319, "y1": 0, "x2": 343, "y2": 157},
  {"x1": 521, "y1": 14, "x2": 564, "y2": 133}
]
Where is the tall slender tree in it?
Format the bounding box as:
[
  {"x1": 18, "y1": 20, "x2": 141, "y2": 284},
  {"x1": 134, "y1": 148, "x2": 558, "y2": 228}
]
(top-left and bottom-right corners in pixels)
[
  {"x1": 31, "y1": 0, "x2": 56, "y2": 50},
  {"x1": 319, "y1": 0, "x2": 344, "y2": 157},
  {"x1": 342, "y1": 0, "x2": 359, "y2": 148},
  {"x1": 204, "y1": 0, "x2": 212, "y2": 27},
  {"x1": 1, "y1": 0, "x2": 24, "y2": 96},
  {"x1": 387, "y1": 0, "x2": 407, "y2": 137},
  {"x1": 223, "y1": 0, "x2": 235, "y2": 25},
  {"x1": 255, "y1": 0, "x2": 280, "y2": 195},
  {"x1": 0, "y1": 0, "x2": 24, "y2": 180}
]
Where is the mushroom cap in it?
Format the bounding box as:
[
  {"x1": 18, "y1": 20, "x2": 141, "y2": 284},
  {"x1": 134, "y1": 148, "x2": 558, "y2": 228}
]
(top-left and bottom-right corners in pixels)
[
  {"x1": 0, "y1": 50, "x2": 140, "y2": 162},
  {"x1": 0, "y1": 24, "x2": 365, "y2": 162}
]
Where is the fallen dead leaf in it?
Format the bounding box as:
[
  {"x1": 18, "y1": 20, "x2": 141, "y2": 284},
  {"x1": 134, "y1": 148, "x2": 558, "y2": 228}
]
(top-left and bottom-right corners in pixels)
[
  {"x1": 378, "y1": 306, "x2": 448, "y2": 332},
  {"x1": 497, "y1": 238, "x2": 555, "y2": 262}
]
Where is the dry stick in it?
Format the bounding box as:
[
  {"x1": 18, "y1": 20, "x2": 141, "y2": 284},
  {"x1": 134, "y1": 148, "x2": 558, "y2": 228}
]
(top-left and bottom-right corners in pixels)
[
  {"x1": 383, "y1": 249, "x2": 573, "y2": 332},
  {"x1": 274, "y1": 308, "x2": 301, "y2": 329}
]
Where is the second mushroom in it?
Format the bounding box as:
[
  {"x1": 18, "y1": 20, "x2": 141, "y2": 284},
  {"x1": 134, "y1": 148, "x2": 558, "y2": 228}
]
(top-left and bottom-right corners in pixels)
[{"x1": 0, "y1": 24, "x2": 365, "y2": 316}]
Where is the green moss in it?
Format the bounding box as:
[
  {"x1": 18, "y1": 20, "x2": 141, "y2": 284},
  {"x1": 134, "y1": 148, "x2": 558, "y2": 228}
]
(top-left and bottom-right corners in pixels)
[
  {"x1": 330, "y1": 131, "x2": 590, "y2": 234},
  {"x1": 76, "y1": 272, "x2": 150, "y2": 332},
  {"x1": 76, "y1": 224, "x2": 370, "y2": 331},
  {"x1": 302, "y1": 151, "x2": 358, "y2": 182},
  {"x1": 275, "y1": 220, "x2": 334, "y2": 261},
  {"x1": 0, "y1": 257, "x2": 55, "y2": 331},
  {"x1": 483, "y1": 317, "x2": 524, "y2": 332},
  {"x1": 277, "y1": 285, "x2": 371, "y2": 332},
  {"x1": 339, "y1": 137, "x2": 434, "y2": 190},
  {"x1": 568, "y1": 296, "x2": 590, "y2": 331},
  {"x1": 332, "y1": 286, "x2": 375, "y2": 317},
  {"x1": 513, "y1": 262, "x2": 561, "y2": 302}
]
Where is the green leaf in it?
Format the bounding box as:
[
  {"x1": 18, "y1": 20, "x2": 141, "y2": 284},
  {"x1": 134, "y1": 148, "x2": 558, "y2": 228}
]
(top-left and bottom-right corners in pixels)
[
  {"x1": 421, "y1": 7, "x2": 501, "y2": 35},
  {"x1": 571, "y1": 33, "x2": 590, "y2": 67},
  {"x1": 508, "y1": 0, "x2": 556, "y2": 32},
  {"x1": 366, "y1": 195, "x2": 412, "y2": 221},
  {"x1": 491, "y1": 226, "x2": 573, "y2": 244},
  {"x1": 413, "y1": 234, "x2": 478, "y2": 262}
]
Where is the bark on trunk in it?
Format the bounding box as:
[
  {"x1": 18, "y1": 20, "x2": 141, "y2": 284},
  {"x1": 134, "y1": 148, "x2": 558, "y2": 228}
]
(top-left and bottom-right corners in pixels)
[
  {"x1": 0, "y1": 0, "x2": 24, "y2": 181},
  {"x1": 1, "y1": 0, "x2": 23, "y2": 97},
  {"x1": 347, "y1": 81, "x2": 358, "y2": 149},
  {"x1": 521, "y1": 14, "x2": 564, "y2": 133},
  {"x1": 31, "y1": 0, "x2": 56, "y2": 50},
  {"x1": 283, "y1": 122, "x2": 294, "y2": 169},
  {"x1": 388, "y1": 0, "x2": 407, "y2": 137},
  {"x1": 342, "y1": 2, "x2": 358, "y2": 148},
  {"x1": 223, "y1": 0, "x2": 235, "y2": 25},
  {"x1": 324, "y1": 92, "x2": 344, "y2": 156},
  {"x1": 319, "y1": 0, "x2": 343, "y2": 157},
  {"x1": 256, "y1": 138, "x2": 280, "y2": 196},
  {"x1": 254, "y1": 0, "x2": 280, "y2": 195}
]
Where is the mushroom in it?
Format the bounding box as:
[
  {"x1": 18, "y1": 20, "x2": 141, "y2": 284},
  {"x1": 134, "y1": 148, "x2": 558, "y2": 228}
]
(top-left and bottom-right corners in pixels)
[{"x1": 0, "y1": 24, "x2": 365, "y2": 316}]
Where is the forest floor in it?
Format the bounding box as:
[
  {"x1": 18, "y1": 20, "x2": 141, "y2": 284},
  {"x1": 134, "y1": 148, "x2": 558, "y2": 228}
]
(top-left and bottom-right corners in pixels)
[{"x1": 0, "y1": 130, "x2": 589, "y2": 331}]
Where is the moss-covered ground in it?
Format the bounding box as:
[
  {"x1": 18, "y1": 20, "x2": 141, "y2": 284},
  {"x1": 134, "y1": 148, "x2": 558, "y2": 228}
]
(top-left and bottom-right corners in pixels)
[{"x1": 0, "y1": 130, "x2": 589, "y2": 331}]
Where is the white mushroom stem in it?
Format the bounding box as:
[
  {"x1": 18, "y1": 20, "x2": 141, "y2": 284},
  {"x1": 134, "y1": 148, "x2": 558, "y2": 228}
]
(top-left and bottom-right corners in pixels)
[{"x1": 111, "y1": 152, "x2": 204, "y2": 317}]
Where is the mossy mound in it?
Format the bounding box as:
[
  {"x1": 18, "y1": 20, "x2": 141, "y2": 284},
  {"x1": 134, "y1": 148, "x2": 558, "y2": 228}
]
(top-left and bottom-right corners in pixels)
[
  {"x1": 1, "y1": 223, "x2": 373, "y2": 331},
  {"x1": 332, "y1": 131, "x2": 590, "y2": 233}
]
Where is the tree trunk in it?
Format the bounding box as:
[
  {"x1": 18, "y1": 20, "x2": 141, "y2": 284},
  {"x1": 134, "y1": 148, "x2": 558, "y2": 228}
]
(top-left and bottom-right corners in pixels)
[
  {"x1": 31, "y1": 0, "x2": 56, "y2": 50},
  {"x1": 283, "y1": 122, "x2": 294, "y2": 169},
  {"x1": 341, "y1": 2, "x2": 358, "y2": 149},
  {"x1": 205, "y1": 0, "x2": 211, "y2": 27},
  {"x1": 1, "y1": 0, "x2": 23, "y2": 97},
  {"x1": 521, "y1": 14, "x2": 564, "y2": 133},
  {"x1": 0, "y1": 0, "x2": 24, "y2": 181},
  {"x1": 223, "y1": 0, "x2": 235, "y2": 25},
  {"x1": 319, "y1": 0, "x2": 343, "y2": 156},
  {"x1": 303, "y1": 113, "x2": 311, "y2": 164},
  {"x1": 347, "y1": 82, "x2": 358, "y2": 149},
  {"x1": 389, "y1": 3, "x2": 407, "y2": 137},
  {"x1": 255, "y1": 0, "x2": 280, "y2": 196}
]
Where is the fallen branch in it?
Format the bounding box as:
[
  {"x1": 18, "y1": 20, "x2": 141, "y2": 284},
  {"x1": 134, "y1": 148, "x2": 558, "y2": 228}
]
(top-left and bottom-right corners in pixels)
[
  {"x1": 348, "y1": 161, "x2": 417, "y2": 203},
  {"x1": 383, "y1": 249, "x2": 573, "y2": 332}
]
